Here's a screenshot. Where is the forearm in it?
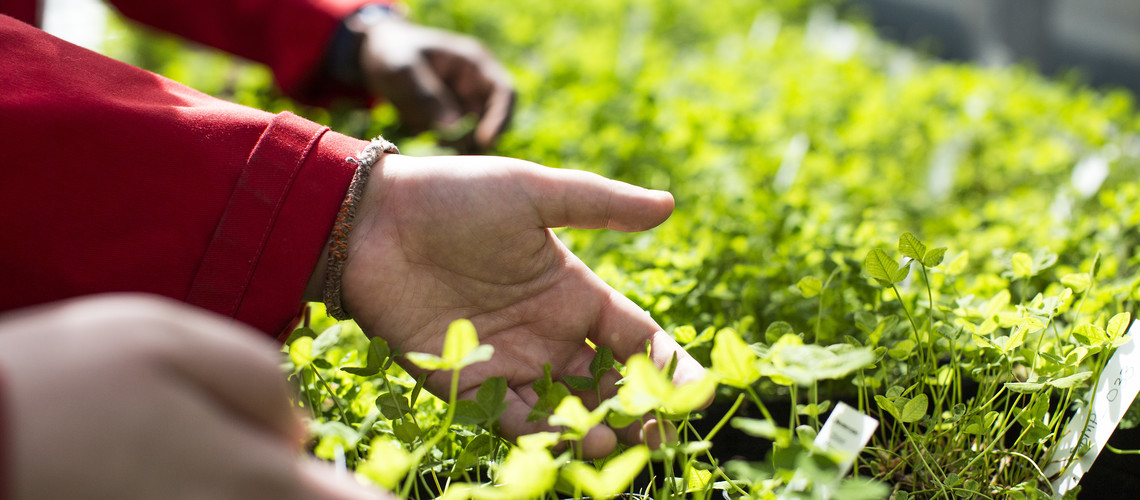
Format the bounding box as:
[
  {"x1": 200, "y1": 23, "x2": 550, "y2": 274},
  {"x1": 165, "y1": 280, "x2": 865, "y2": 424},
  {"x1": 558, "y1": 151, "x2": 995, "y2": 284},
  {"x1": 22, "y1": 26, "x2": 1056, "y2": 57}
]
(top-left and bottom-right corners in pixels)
[
  {"x1": 0, "y1": 15, "x2": 366, "y2": 335},
  {"x1": 103, "y1": 0, "x2": 388, "y2": 100}
]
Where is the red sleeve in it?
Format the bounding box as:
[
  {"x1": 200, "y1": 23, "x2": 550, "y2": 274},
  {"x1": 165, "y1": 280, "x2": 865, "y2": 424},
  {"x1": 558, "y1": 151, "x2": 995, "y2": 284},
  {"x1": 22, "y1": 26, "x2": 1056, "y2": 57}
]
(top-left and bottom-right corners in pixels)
[
  {"x1": 0, "y1": 15, "x2": 369, "y2": 336},
  {"x1": 104, "y1": 0, "x2": 389, "y2": 100}
]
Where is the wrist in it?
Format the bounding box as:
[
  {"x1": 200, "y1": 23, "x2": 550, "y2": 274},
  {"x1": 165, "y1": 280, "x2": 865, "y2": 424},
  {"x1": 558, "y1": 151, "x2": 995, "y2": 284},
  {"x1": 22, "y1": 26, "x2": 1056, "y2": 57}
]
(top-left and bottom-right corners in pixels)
[
  {"x1": 303, "y1": 245, "x2": 329, "y2": 304},
  {"x1": 321, "y1": 137, "x2": 400, "y2": 320}
]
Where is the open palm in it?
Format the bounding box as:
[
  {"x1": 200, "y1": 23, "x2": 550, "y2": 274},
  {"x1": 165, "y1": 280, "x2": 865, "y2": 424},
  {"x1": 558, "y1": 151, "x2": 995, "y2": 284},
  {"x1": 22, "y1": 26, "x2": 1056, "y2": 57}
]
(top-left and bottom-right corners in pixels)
[{"x1": 341, "y1": 154, "x2": 705, "y2": 457}]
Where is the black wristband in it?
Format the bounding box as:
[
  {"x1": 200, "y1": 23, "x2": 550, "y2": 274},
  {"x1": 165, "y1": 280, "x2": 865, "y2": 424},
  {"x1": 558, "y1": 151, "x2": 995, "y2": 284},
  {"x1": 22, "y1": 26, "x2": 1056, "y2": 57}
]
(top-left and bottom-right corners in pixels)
[{"x1": 322, "y1": 4, "x2": 395, "y2": 89}]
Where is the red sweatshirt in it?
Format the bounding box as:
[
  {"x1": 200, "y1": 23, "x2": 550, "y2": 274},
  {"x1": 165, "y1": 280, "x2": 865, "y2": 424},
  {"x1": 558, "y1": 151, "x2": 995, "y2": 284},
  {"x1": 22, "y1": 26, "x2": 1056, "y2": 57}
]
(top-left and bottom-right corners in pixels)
[{"x1": 0, "y1": 2, "x2": 400, "y2": 495}]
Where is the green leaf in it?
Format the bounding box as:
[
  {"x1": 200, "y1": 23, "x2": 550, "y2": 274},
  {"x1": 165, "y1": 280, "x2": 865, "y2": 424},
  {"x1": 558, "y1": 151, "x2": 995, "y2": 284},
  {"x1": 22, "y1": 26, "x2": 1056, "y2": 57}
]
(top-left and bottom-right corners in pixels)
[
  {"x1": 834, "y1": 478, "x2": 891, "y2": 500},
  {"x1": 284, "y1": 326, "x2": 318, "y2": 345},
  {"x1": 899, "y1": 232, "x2": 927, "y2": 262},
  {"x1": 1004, "y1": 381, "x2": 1046, "y2": 393},
  {"x1": 561, "y1": 446, "x2": 649, "y2": 500},
  {"x1": 901, "y1": 393, "x2": 928, "y2": 423},
  {"x1": 453, "y1": 399, "x2": 490, "y2": 426},
  {"x1": 711, "y1": 328, "x2": 760, "y2": 388},
  {"x1": 357, "y1": 435, "x2": 414, "y2": 489},
  {"x1": 673, "y1": 325, "x2": 697, "y2": 343},
  {"x1": 342, "y1": 337, "x2": 390, "y2": 376},
  {"x1": 1012, "y1": 252, "x2": 1034, "y2": 279},
  {"x1": 1061, "y1": 273, "x2": 1092, "y2": 292},
  {"x1": 450, "y1": 434, "x2": 494, "y2": 478},
  {"x1": 765, "y1": 321, "x2": 795, "y2": 344},
  {"x1": 946, "y1": 250, "x2": 969, "y2": 275},
  {"x1": 1108, "y1": 312, "x2": 1132, "y2": 341},
  {"x1": 487, "y1": 444, "x2": 558, "y2": 499},
  {"x1": 442, "y1": 319, "x2": 493, "y2": 369},
  {"x1": 1049, "y1": 371, "x2": 1093, "y2": 389},
  {"x1": 893, "y1": 260, "x2": 912, "y2": 284},
  {"x1": 1018, "y1": 317, "x2": 1045, "y2": 333},
  {"x1": 984, "y1": 289, "x2": 1011, "y2": 318},
  {"x1": 404, "y1": 351, "x2": 446, "y2": 371},
  {"x1": 1074, "y1": 323, "x2": 1108, "y2": 346},
  {"x1": 529, "y1": 364, "x2": 571, "y2": 422},
  {"x1": 589, "y1": 345, "x2": 614, "y2": 381},
  {"x1": 864, "y1": 248, "x2": 900, "y2": 287},
  {"x1": 887, "y1": 338, "x2": 917, "y2": 360},
  {"x1": 797, "y1": 276, "x2": 823, "y2": 298},
  {"x1": 874, "y1": 395, "x2": 900, "y2": 420},
  {"x1": 376, "y1": 393, "x2": 411, "y2": 420},
  {"x1": 562, "y1": 375, "x2": 596, "y2": 391},
  {"x1": 391, "y1": 417, "x2": 422, "y2": 444},
  {"x1": 442, "y1": 318, "x2": 478, "y2": 365},
  {"x1": 476, "y1": 376, "x2": 508, "y2": 422},
  {"x1": 923, "y1": 247, "x2": 948, "y2": 267},
  {"x1": 549, "y1": 396, "x2": 607, "y2": 439},
  {"x1": 854, "y1": 311, "x2": 878, "y2": 334},
  {"x1": 406, "y1": 321, "x2": 494, "y2": 371},
  {"x1": 288, "y1": 336, "x2": 315, "y2": 368},
  {"x1": 731, "y1": 417, "x2": 791, "y2": 443}
]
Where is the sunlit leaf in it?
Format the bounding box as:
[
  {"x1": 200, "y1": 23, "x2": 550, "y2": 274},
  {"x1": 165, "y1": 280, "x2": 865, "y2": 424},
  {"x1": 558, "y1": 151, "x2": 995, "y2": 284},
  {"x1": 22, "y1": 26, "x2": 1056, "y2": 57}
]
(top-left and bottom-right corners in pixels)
[
  {"x1": 288, "y1": 336, "x2": 314, "y2": 368},
  {"x1": 901, "y1": 394, "x2": 928, "y2": 423},
  {"x1": 357, "y1": 435, "x2": 414, "y2": 490},
  {"x1": 549, "y1": 396, "x2": 607, "y2": 439},
  {"x1": 797, "y1": 276, "x2": 823, "y2": 298},
  {"x1": 899, "y1": 232, "x2": 927, "y2": 262},
  {"x1": 342, "y1": 337, "x2": 390, "y2": 376},
  {"x1": 711, "y1": 328, "x2": 760, "y2": 388},
  {"x1": 1012, "y1": 252, "x2": 1034, "y2": 279},
  {"x1": 1107, "y1": 312, "x2": 1132, "y2": 341},
  {"x1": 1049, "y1": 371, "x2": 1093, "y2": 389},
  {"x1": 923, "y1": 247, "x2": 947, "y2": 267},
  {"x1": 473, "y1": 445, "x2": 557, "y2": 500},
  {"x1": 864, "y1": 248, "x2": 900, "y2": 287},
  {"x1": 946, "y1": 250, "x2": 970, "y2": 275},
  {"x1": 1061, "y1": 273, "x2": 1092, "y2": 292},
  {"x1": 561, "y1": 446, "x2": 649, "y2": 499}
]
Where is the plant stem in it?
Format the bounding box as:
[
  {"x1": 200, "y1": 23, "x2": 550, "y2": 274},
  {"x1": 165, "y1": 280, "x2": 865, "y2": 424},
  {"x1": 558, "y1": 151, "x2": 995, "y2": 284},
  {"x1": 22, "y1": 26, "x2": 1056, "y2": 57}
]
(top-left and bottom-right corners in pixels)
[
  {"x1": 809, "y1": 383, "x2": 820, "y2": 430},
  {"x1": 1107, "y1": 444, "x2": 1140, "y2": 455},
  {"x1": 898, "y1": 423, "x2": 952, "y2": 499},
  {"x1": 704, "y1": 394, "x2": 745, "y2": 441},
  {"x1": 402, "y1": 368, "x2": 461, "y2": 499},
  {"x1": 892, "y1": 284, "x2": 927, "y2": 372},
  {"x1": 311, "y1": 365, "x2": 353, "y2": 429},
  {"x1": 816, "y1": 267, "x2": 840, "y2": 341},
  {"x1": 745, "y1": 386, "x2": 775, "y2": 422}
]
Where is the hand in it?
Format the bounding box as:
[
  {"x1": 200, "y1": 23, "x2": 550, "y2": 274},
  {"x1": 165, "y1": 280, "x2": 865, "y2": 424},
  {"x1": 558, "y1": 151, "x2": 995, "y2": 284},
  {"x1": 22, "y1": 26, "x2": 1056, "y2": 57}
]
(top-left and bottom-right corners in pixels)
[
  {"x1": 0, "y1": 294, "x2": 392, "y2": 500},
  {"x1": 339, "y1": 155, "x2": 707, "y2": 458},
  {"x1": 359, "y1": 16, "x2": 515, "y2": 152}
]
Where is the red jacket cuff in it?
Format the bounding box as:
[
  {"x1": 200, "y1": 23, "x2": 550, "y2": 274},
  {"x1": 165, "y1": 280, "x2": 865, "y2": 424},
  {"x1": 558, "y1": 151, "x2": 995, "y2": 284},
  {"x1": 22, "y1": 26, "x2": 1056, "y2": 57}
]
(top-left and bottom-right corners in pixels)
[{"x1": 185, "y1": 112, "x2": 367, "y2": 336}]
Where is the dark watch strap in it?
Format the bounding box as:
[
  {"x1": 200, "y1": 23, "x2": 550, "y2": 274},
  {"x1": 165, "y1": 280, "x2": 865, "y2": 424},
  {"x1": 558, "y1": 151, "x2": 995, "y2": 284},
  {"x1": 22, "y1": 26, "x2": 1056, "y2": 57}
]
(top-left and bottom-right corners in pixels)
[{"x1": 322, "y1": 4, "x2": 395, "y2": 89}]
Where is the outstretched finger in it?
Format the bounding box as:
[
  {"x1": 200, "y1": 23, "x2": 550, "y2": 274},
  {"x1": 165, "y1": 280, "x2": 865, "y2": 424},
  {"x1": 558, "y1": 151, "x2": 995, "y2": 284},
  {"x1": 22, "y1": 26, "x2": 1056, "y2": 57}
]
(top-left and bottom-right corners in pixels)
[
  {"x1": 473, "y1": 84, "x2": 516, "y2": 150},
  {"x1": 525, "y1": 166, "x2": 675, "y2": 232},
  {"x1": 589, "y1": 288, "x2": 707, "y2": 387}
]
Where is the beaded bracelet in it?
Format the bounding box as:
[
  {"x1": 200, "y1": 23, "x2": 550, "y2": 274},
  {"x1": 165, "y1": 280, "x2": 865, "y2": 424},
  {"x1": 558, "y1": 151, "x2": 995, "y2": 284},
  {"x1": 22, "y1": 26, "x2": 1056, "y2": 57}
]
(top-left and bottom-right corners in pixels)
[{"x1": 323, "y1": 136, "x2": 400, "y2": 320}]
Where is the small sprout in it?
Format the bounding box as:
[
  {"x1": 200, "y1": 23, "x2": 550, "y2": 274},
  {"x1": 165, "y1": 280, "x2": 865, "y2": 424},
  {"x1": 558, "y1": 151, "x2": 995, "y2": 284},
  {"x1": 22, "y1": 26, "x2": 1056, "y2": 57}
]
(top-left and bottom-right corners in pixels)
[
  {"x1": 561, "y1": 445, "x2": 650, "y2": 499},
  {"x1": 405, "y1": 319, "x2": 494, "y2": 371}
]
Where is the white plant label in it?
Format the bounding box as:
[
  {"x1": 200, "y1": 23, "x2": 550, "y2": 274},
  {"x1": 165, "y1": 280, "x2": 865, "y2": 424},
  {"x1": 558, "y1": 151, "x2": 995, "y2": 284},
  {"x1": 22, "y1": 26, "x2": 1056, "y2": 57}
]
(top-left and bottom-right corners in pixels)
[
  {"x1": 781, "y1": 402, "x2": 878, "y2": 499},
  {"x1": 814, "y1": 401, "x2": 879, "y2": 476},
  {"x1": 1045, "y1": 327, "x2": 1140, "y2": 498}
]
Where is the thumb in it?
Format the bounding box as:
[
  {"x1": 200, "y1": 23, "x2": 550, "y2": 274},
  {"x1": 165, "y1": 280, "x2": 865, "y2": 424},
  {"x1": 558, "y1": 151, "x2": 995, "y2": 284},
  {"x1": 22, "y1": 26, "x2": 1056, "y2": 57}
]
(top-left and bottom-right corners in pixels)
[{"x1": 527, "y1": 165, "x2": 675, "y2": 232}]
